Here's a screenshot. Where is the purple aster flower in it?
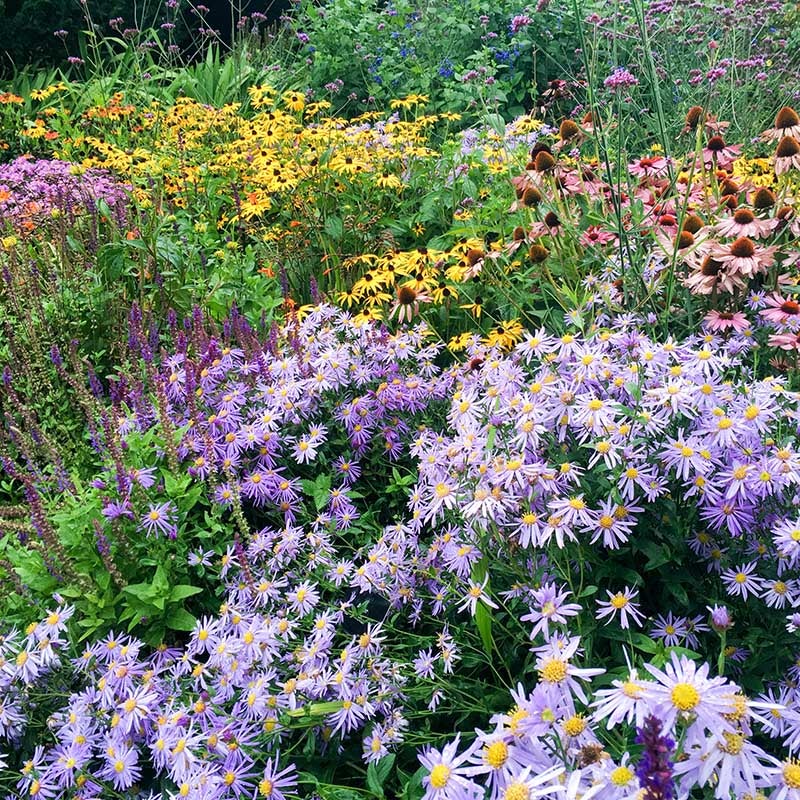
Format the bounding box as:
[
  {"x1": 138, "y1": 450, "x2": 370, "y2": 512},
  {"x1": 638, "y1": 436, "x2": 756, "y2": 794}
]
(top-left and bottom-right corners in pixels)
[
  {"x1": 257, "y1": 755, "x2": 297, "y2": 800},
  {"x1": 139, "y1": 501, "x2": 178, "y2": 539},
  {"x1": 418, "y1": 734, "x2": 481, "y2": 799}
]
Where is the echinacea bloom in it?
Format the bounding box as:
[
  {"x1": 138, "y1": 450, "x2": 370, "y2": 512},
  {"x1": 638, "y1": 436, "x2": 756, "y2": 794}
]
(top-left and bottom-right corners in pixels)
[
  {"x1": 775, "y1": 136, "x2": 800, "y2": 175},
  {"x1": 712, "y1": 237, "x2": 776, "y2": 277},
  {"x1": 759, "y1": 293, "x2": 800, "y2": 325},
  {"x1": 715, "y1": 207, "x2": 777, "y2": 238},
  {"x1": 701, "y1": 136, "x2": 741, "y2": 169},
  {"x1": 703, "y1": 310, "x2": 749, "y2": 333},
  {"x1": 629, "y1": 155, "x2": 670, "y2": 179},
  {"x1": 580, "y1": 226, "x2": 617, "y2": 246},
  {"x1": 389, "y1": 285, "x2": 431, "y2": 324},
  {"x1": 761, "y1": 106, "x2": 800, "y2": 141},
  {"x1": 595, "y1": 587, "x2": 645, "y2": 629},
  {"x1": 769, "y1": 332, "x2": 800, "y2": 352}
]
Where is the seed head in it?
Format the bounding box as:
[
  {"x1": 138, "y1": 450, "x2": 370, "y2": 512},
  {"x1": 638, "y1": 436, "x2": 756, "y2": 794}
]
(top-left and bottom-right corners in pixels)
[
  {"x1": 707, "y1": 135, "x2": 726, "y2": 152},
  {"x1": 684, "y1": 105, "x2": 704, "y2": 130},
  {"x1": 752, "y1": 188, "x2": 776, "y2": 209},
  {"x1": 559, "y1": 119, "x2": 580, "y2": 140},
  {"x1": 701, "y1": 256, "x2": 723, "y2": 276},
  {"x1": 523, "y1": 187, "x2": 542, "y2": 206},
  {"x1": 465, "y1": 248, "x2": 485, "y2": 266},
  {"x1": 397, "y1": 285, "x2": 417, "y2": 305},
  {"x1": 775, "y1": 106, "x2": 800, "y2": 130},
  {"x1": 528, "y1": 244, "x2": 549, "y2": 263},
  {"x1": 732, "y1": 208, "x2": 755, "y2": 224},
  {"x1": 729, "y1": 236, "x2": 755, "y2": 258},
  {"x1": 544, "y1": 211, "x2": 560, "y2": 228},
  {"x1": 682, "y1": 213, "x2": 704, "y2": 233},
  {"x1": 534, "y1": 150, "x2": 556, "y2": 172},
  {"x1": 776, "y1": 136, "x2": 800, "y2": 158}
]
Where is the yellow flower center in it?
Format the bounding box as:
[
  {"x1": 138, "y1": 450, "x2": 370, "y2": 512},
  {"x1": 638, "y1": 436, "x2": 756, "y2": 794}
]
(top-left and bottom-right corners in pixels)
[
  {"x1": 610, "y1": 766, "x2": 634, "y2": 786},
  {"x1": 504, "y1": 783, "x2": 530, "y2": 800},
  {"x1": 539, "y1": 659, "x2": 568, "y2": 683},
  {"x1": 429, "y1": 764, "x2": 451, "y2": 789},
  {"x1": 783, "y1": 762, "x2": 800, "y2": 789},
  {"x1": 563, "y1": 715, "x2": 586, "y2": 736},
  {"x1": 671, "y1": 682, "x2": 700, "y2": 711},
  {"x1": 259, "y1": 778, "x2": 274, "y2": 796},
  {"x1": 610, "y1": 593, "x2": 629, "y2": 609},
  {"x1": 622, "y1": 681, "x2": 642, "y2": 698},
  {"x1": 720, "y1": 732, "x2": 745, "y2": 755},
  {"x1": 483, "y1": 741, "x2": 509, "y2": 768}
]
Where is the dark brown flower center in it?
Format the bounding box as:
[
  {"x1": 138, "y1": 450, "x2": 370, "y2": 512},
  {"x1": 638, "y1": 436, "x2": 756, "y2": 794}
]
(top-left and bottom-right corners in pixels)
[
  {"x1": 775, "y1": 106, "x2": 800, "y2": 130},
  {"x1": 534, "y1": 151, "x2": 556, "y2": 172},
  {"x1": 780, "y1": 300, "x2": 800, "y2": 315},
  {"x1": 732, "y1": 208, "x2": 755, "y2": 224},
  {"x1": 707, "y1": 136, "x2": 726, "y2": 152},
  {"x1": 397, "y1": 286, "x2": 417, "y2": 305},
  {"x1": 753, "y1": 188, "x2": 776, "y2": 209},
  {"x1": 701, "y1": 256, "x2": 723, "y2": 276},
  {"x1": 465, "y1": 248, "x2": 485, "y2": 266},
  {"x1": 685, "y1": 106, "x2": 704, "y2": 130},
  {"x1": 523, "y1": 187, "x2": 542, "y2": 207},
  {"x1": 529, "y1": 244, "x2": 549, "y2": 263},
  {"x1": 677, "y1": 231, "x2": 695, "y2": 249},
  {"x1": 729, "y1": 237, "x2": 755, "y2": 258},
  {"x1": 683, "y1": 214, "x2": 704, "y2": 233},
  {"x1": 559, "y1": 119, "x2": 580, "y2": 140},
  {"x1": 776, "y1": 136, "x2": 800, "y2": 158},
  {"x1": 544, "y1": 211, "x2": 560, "y2": 227}
]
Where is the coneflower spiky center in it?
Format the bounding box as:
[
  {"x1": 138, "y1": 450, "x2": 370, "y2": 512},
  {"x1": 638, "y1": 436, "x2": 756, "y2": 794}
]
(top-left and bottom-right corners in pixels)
[
  {"x1": 707, "y1": 136, "x2": 726, "y2": 152},
  {"x1": 729, "y1": 237, "x2": 755, "y2": 258},
  {"x1": 732, "y1": 208, "x2": 755, "y2": 224},
  {"x1": 776, "y1": 136, "x2": 800, "y2": 158},
  {"x1": 397, "y1": 286, "x2": 417, "y2": 305},
  {"x1": 775, "y1": 106, "x2": 800, "y2": 129}
]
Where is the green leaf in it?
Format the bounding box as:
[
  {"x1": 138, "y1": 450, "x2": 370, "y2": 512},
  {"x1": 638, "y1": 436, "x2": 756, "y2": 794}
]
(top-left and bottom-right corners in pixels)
[
  {"x1": 366, "y1": 754, "x2": 395, "y2": 798},
  {"x1": 402, "y1": 766, "x2": 426, "y2": 800},
  {"x1": 166, "y1": 607, "x2": 197, "y2": 631},
  {"x1": 169, "y1": 584, "x2": 203, "y2": 603},
  {"x1": 122, "y1": 582, "x2": 159, "y2": 602}
]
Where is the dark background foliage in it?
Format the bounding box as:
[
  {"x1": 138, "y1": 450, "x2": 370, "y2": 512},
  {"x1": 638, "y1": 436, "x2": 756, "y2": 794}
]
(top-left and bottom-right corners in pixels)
[{"x1": 0, "y1": 0, "x2": 289, "y2": 77}]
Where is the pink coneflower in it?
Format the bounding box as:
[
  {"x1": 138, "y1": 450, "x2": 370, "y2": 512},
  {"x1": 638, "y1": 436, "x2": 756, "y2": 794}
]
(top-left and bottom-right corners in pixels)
[
  {"x1": 774, "y1": 136, "x2": 800, "y2": 175},
  {"x1": 759, "y1": 293, "x2": 800, "y2": 325},
  {"x1": 701, "y1": 136, "x2": 741, "y2": 169},
  {"x1": 768, "y1": 331, "x2": 800, "y2": 351},
  {"x1": 703, "y1": 309, "x2": 750, "y2": 333},
  {"x1": 715, "y1": 207, "x2": 777, "y2": 238},
  {"x1": 629, "y1": 155, "x2": 670, "y2": 179},
  {"x1": 580, "y1": 225, "x2": 617, "y2": 246},
  {"x1": 712, "y1": 236, "x2": 776, "y2": 277},
  {"x1": 761, "y1": 105, "x2": 800, "y2": 141},
  {"x1": 389, "y1": 285, "x2": 431, "y2": 323}
]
